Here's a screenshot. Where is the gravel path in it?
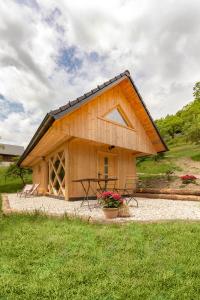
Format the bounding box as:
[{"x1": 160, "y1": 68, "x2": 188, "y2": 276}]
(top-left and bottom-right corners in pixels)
[{"x1": 7, "y1": 194, "x2": 200, "y2": 222}]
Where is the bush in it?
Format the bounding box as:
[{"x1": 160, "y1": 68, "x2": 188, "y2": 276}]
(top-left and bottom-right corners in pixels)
[
  {"x1": 152, "y1": 152, "x2": 165, "y2": 161},
  {"x1": 136, "y1": 153, "x2": 165, "y2": 166},
  {"x1": 191, "y1": 153, "x2": 200, "y2": 161},
  {"x1": 180, "y1": 175, "x2": 197, "y2": 184}
]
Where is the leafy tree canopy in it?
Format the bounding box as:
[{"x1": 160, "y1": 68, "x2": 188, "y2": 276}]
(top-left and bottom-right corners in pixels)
[{"x1": 156, "y1": 81, "x2": 200, "y2": 145}]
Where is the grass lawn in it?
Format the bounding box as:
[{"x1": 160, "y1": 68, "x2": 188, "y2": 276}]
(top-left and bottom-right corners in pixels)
[
  {"x1": 167, "y1": 144, "x2": 200, "y2": 159},
  {"x1": 136, "y1": 143, "x2": 200, "y2": 177},
  {"x1": 136, "y1": 159, "x2": 180, "y2": 175},
  {"x1": 1, "y1": 213, "x2": 200, "y2": 299},
  {"x1": 1, "y1": 177, "x2": 200, "y2": 299}
]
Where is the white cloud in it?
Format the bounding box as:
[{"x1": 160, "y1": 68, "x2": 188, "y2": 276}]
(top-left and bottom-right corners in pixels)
[
  {"x1": 0, "y1": 112, "x2": 38, "y2": 147},
  {"x1": 0, "y1": 0, "x2": 199, "y2": 146}
]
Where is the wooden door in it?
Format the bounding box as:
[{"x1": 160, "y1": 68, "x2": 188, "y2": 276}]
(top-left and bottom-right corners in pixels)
[{"x1": 98, "y1": 153, "x2": 118, "y2": 179}]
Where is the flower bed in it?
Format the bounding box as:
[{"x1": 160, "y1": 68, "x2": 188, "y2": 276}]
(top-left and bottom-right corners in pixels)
[{"x1": 180, "y1": 175, "x2": 197, "y2": 184}]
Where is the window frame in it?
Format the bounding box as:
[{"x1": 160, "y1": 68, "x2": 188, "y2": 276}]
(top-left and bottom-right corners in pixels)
[{"x1": 99, "y1": 105, "x2": 135, "y2": 131}]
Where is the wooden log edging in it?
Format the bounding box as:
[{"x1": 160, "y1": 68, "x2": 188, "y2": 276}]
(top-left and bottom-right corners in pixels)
[
  {"x1": 135, "y1": 193, "x2": 200, "y2": 202},
  {"x1": 136, "y1": 188, "x2": 200, "y2": 196},
  {"x1": 2, "y1": 194, "x2": 12, "y2": 214}
]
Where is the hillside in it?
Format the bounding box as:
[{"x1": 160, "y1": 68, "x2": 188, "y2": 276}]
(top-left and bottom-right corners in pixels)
[
  {"x1": 136, "y1": 143, "x2": 200, "y2": 189},
  {"x1": 137, "y1": 81, "x2": 200, "y2": 189}
]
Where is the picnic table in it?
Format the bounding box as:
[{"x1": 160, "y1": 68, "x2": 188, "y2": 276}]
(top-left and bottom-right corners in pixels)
[{"x1": 72, "y1": 177, "x2": 118, "y2": 210}]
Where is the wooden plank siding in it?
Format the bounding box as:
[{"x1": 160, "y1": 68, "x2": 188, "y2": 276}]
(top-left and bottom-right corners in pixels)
[
  {"x1": 120, "y1": 79, "x2": 164, "y2": 152},
  {"x1": 69, "y1": 139, "x2": 136, "y2": 198},
  {"x1": 55, "y1": 83, "x2": 156, "y2": 156}
]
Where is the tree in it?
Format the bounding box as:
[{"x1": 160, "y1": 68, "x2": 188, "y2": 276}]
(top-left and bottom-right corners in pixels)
[
  {"x1": 5, "y1": 157, "x2": 32, "y2": 185},
  {"x1": 156, "y1": 81, "x2": 200, "y2": 145},
  {"x1": 193, "y1": 82, "x2": 200, "y2": 100},
  {"x1": 186, "y1": 115, "x2": 200, "y2": 144},
  {"x1": 156, "y1": 115, "x2": 183, "y2": 140}
]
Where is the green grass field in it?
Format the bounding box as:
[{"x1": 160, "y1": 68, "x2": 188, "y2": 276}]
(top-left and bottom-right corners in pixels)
[
  {"x1": 1, "y1": 165, "x2": 200, "y2": 299},
  {"x1": 1, "y1": 212, "x2": 200, "y2": 299},
  {"x1": 167, "y1": 144, "x2": 200, "y2": 159},
  {"x1": 136, "y1": 159, "x2": 180, "y2": 175}
]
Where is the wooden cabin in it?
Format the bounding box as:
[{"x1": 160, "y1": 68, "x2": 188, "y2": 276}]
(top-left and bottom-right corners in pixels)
[
  {"x1": 0, "y1": 144, "x2": 24, "y2": 166},
  {"x1": 18, "y1": 70, "x2": 167, "y2": 199}
]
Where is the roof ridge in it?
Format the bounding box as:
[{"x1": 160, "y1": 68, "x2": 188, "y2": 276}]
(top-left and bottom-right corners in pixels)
[{"x1": 50, "y1": 70, "x2": 130, "y2": 116}]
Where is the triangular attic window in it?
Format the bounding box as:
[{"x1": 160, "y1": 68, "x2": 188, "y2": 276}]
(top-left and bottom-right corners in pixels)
[{"x1": 104, "y1": 108, "x2": 129, "y2": 127}]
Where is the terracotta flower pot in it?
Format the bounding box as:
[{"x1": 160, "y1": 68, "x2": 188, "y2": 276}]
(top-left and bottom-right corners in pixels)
[{"x1": 102, "y1": 208, "x2": 119, "y2": 219}]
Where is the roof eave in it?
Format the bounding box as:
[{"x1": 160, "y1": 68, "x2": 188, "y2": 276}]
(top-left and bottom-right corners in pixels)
[
  {"x1": 17, "y1": 113, "x2": 55, "y2": 166},
  {"x1": 127, "y1": 75, "x2": 168, "y2": 152}
]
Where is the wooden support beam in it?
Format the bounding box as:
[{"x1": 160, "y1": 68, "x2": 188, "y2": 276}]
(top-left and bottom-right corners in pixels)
[
  {"x1": 64, "y1": 141, "x2": 69, "y2": 200},
  {"x1": 41, "y1": 159, "x2": 48, "y2": 194}
]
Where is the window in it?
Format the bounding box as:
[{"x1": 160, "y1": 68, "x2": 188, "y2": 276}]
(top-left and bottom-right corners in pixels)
[
  {"x1": 104, "y1": 107, "x2": 129, "y2": 126},
  {"x1": 104, "y1": 157, "x2": 108, "y2": 178}
]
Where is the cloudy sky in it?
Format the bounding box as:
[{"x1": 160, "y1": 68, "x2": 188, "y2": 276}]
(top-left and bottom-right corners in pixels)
[{"x1": 0, "y1": 0, "x2": 200, "y2": 146}]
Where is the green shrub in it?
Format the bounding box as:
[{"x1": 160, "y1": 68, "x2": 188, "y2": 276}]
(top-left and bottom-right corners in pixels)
[{"x1": 191, "y1": 153, "x2": 200, "y2": 161}]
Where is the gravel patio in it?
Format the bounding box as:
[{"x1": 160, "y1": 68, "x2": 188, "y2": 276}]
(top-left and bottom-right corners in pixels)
[{"x1": 4, "y1": 193, "x2": 200, "y2": 223}]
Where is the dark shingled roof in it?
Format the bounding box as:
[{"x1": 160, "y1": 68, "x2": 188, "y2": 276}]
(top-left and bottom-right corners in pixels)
[
  {"x1": 0, "y1": 143, "x2": 24, "y2": 156},
  {"x1": 18, "y1": 70, "x2": 168, "y2": 166},
  {"x1": 49, "y1": 70, "x2": 130, "y2": 119}
]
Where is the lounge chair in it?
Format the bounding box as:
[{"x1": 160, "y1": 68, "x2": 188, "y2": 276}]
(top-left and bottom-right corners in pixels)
[
  {"x1": 18, "y1": 183, "x2": 40, "y2": 198},
  {"x1": 17, "y1": 184, "x2": 34, "y2": 197},
  {"x1": 28, "y1": 183, "x2": 40, "y2": 197}
]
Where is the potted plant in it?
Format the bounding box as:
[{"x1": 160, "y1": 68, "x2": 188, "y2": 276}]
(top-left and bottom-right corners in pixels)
[
  {"x1": 99, "y1": 191, "x2": 123, "y2": 219},
  {"x1": 180, "y1": 174, "x2": 197, "y2": 184}
]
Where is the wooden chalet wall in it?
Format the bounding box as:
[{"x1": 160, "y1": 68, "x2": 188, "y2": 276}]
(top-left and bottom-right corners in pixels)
[
  {"x1": 68, "y1": 139, "x2": 136, "y2": 198},
  {"x1": 32, "y1": 138, "x2": 136, "y2": 198}
]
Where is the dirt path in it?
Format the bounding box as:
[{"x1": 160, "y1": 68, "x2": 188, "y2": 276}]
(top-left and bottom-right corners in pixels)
[{"x1": 174, "y1": 157, "x2": 200, "y2": 177}]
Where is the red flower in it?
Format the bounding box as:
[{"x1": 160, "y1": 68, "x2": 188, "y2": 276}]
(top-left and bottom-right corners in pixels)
[
  {"x1": 180, "y1": 174, "x2": 197, "y2": 180},
  {"x1": 99, "y1": 191, "x2": 123, "y2": 208},
  {"x1": 112, "y1": 193, "x2": 122, "y2": 200},
  {"x1": 101, "y1": 191, "x2": 113, "y2": 198}
]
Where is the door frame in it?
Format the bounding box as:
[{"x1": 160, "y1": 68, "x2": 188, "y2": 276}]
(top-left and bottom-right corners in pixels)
[{"x1": 97, "y1": 151, "x2": 119, "y2": 178}]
